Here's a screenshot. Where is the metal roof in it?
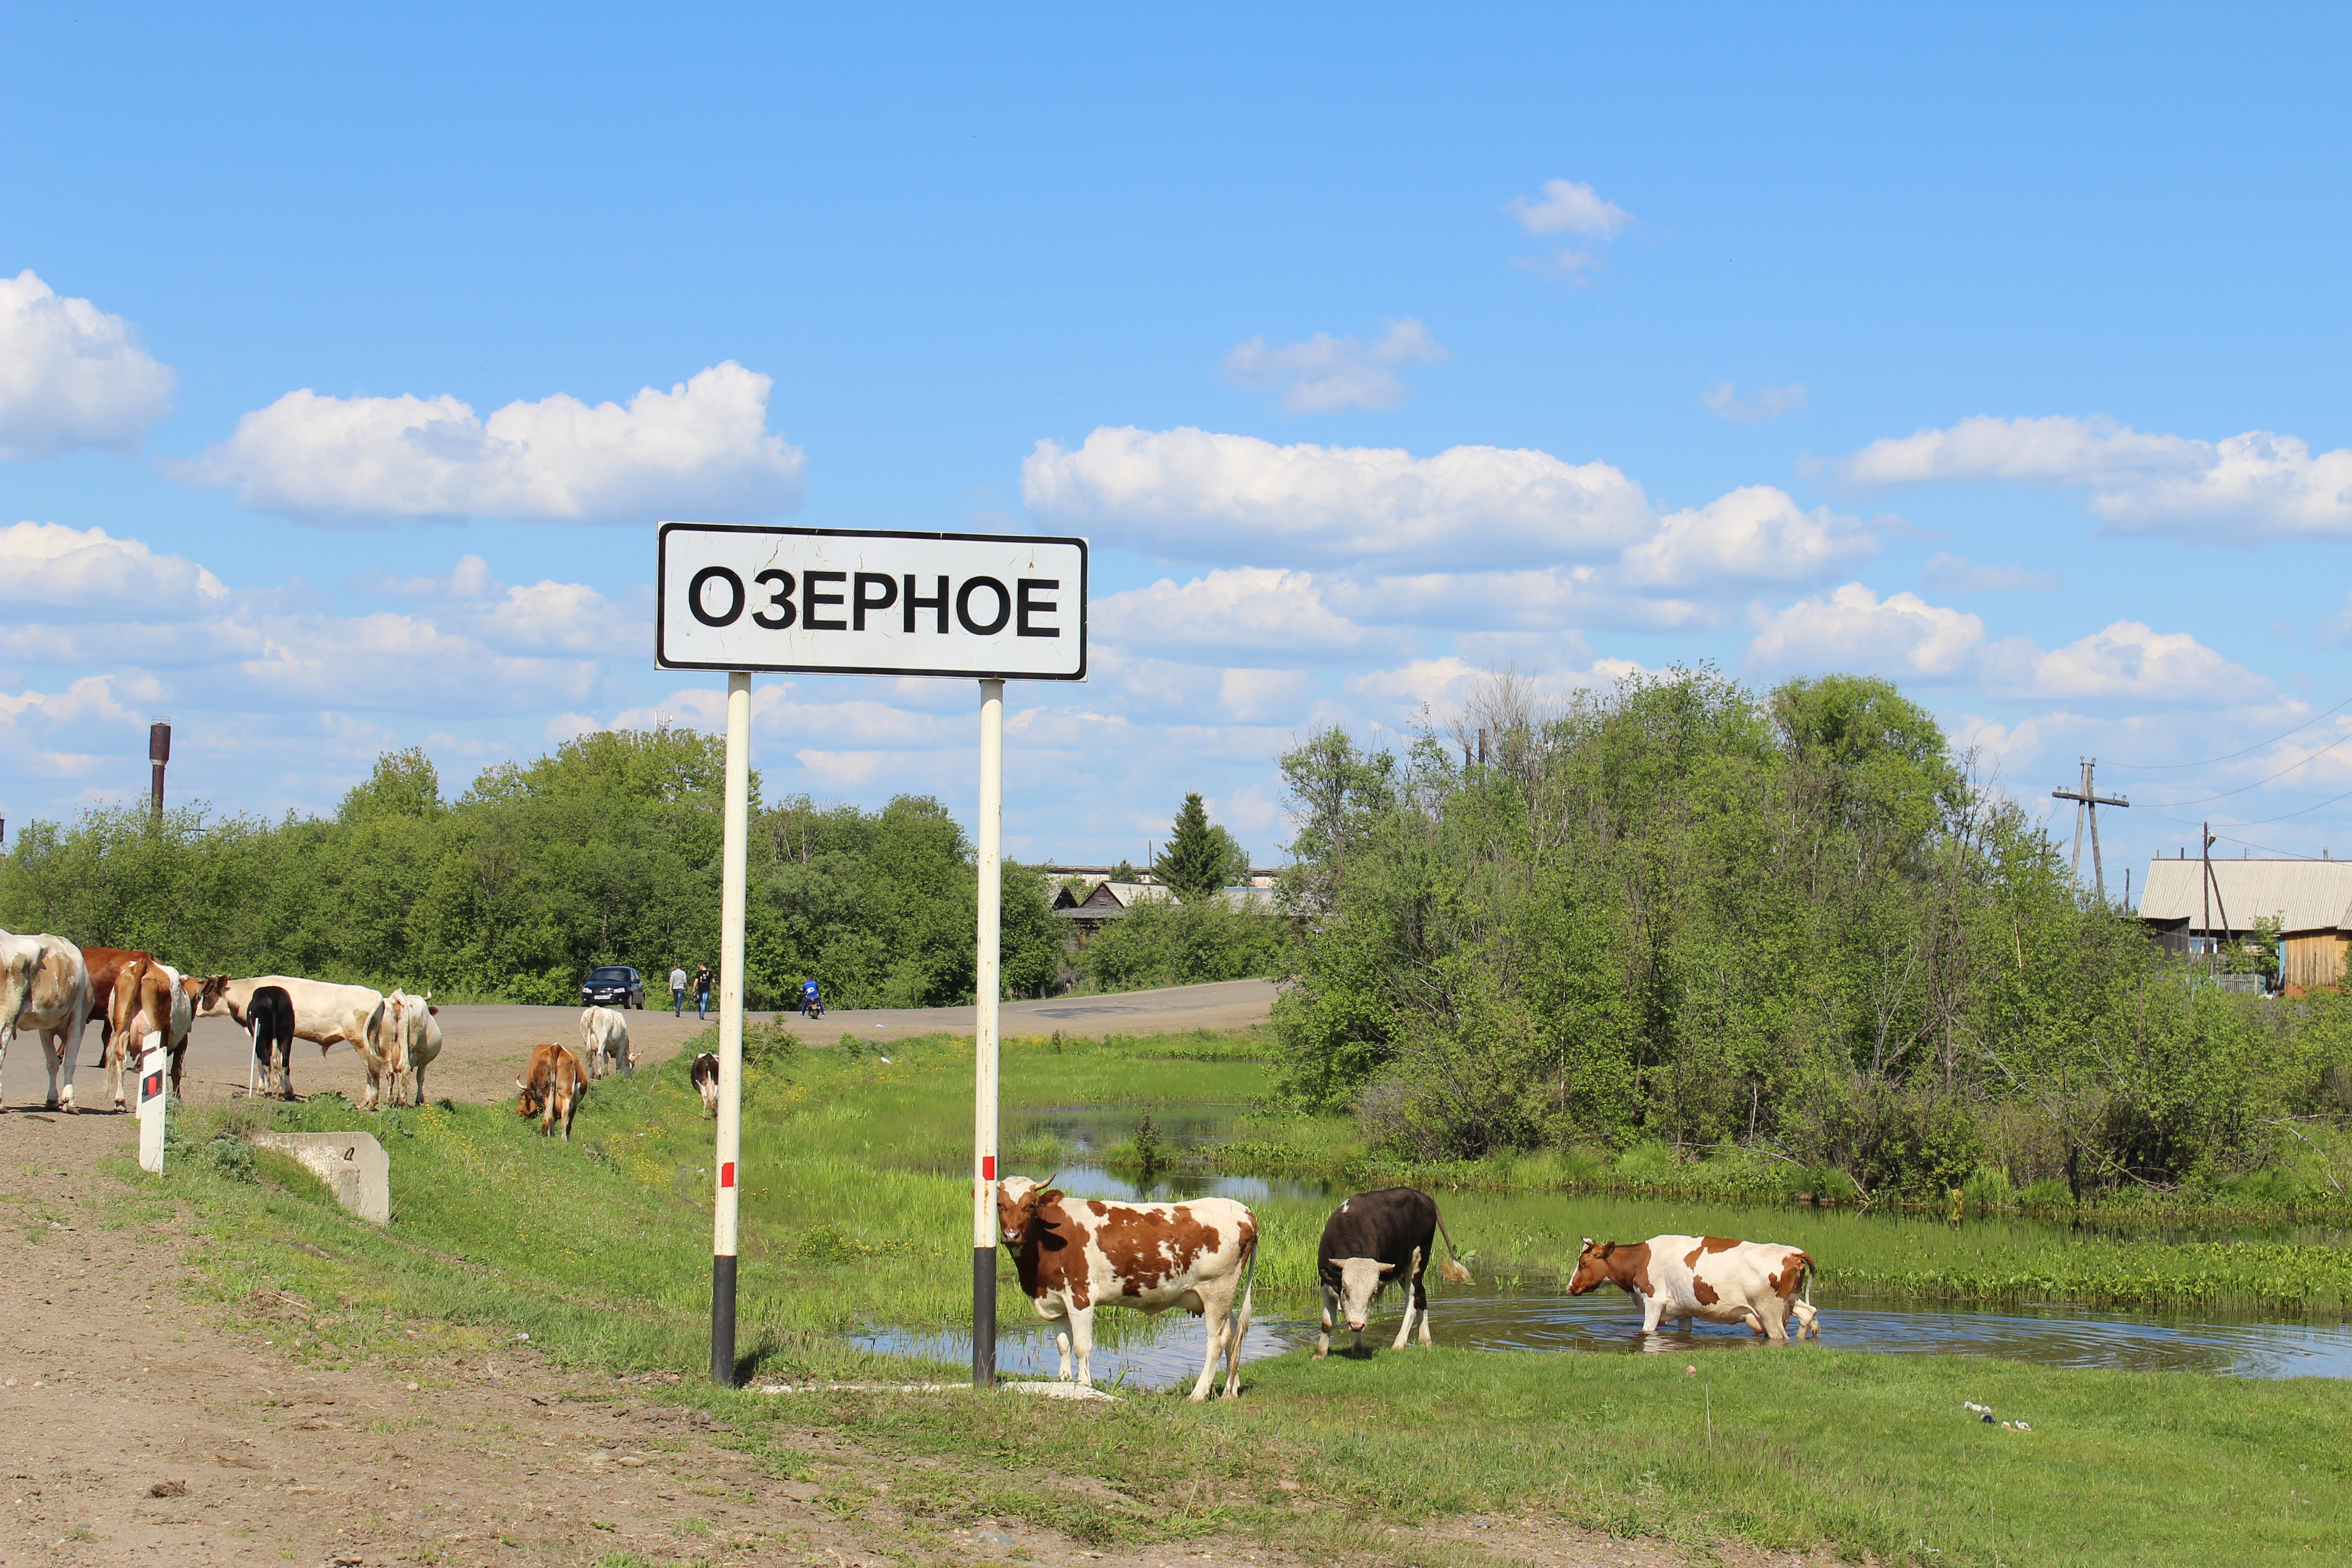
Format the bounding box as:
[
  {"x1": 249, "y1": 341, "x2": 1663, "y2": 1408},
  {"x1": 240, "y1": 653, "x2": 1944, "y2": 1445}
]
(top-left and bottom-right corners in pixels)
[{"x1": 2135, "y1": 858, "x2": 2352, "y2": 933}]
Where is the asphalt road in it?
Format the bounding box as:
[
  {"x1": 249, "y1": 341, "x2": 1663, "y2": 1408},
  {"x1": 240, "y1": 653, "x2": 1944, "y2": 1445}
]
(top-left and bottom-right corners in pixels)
[{"x1": 9, "y1": 977, "x2": 1279, "y2": 1112}]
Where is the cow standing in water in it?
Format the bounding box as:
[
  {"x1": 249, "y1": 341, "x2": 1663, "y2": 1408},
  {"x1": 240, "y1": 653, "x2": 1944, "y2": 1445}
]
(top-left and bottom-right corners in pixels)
[
  {"x1": 1314, "y1": 1186, "x2": 1472, "y2": 1357},
  {"x1": 995, "y1": 1175, "x2": 1259, "y2": 1401},
  {"x1": 1569, "y1": 1234, "x2": 1819, "y2": 1342}
]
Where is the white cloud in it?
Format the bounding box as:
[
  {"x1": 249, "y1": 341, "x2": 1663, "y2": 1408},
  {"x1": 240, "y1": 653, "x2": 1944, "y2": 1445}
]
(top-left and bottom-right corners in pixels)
[
  {"x1": 1224, "y1": 318, "x2": 1448, "y2": 413},
  {"x1": 1095, "y1": 568, "x2": 1400, "y2": 661},
  {"x1": 177, "y1": 361, "x2": 805, "y2": 526},
  {"x1": 0, "y1": 271, "x2": 175, "y2": 461},
  {"x1": 1746, "y1": 583, "x2": 1986, "y2": 680},
  {"x1": 1022, "y1": 426, "x2": 1652, "y2": 568},
  {"x1": 1700, "y1": 380, "x2": 1808, "y2": 425},
  {"x1": 1980, "y1": 621, "x2": 2269, "y2": 705},
  {"x1": 1328, "y1": 567, "x2": 1710, "y2": 632},
  {"x1": 1838, "y1": 414, "x2": 2352, "y2": 543},
  {"x1": 1505, "y1": 179, "x2": 1632, "y2": 239},
  {"x1": 0, "y1": 675, "x2": 141, "y2": 779},
  {"x1": 1218, "y1": 667, "x2": 1313, "y2": 724},
  {"x1": 1920, "y1": 553, "x2": 2063, "y2": 593},
  {"x1": 1619, "y1": 486, "x2": 1875, "y2": 588},
  {"x1": 0, "y1": 521, "x2": 229, "y2": 618}
]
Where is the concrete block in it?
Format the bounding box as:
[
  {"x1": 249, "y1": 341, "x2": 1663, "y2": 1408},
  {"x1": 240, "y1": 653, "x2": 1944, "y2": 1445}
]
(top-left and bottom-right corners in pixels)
[{"x1": 252, "y1": 1131, "x2": 390, "y2": 1224}]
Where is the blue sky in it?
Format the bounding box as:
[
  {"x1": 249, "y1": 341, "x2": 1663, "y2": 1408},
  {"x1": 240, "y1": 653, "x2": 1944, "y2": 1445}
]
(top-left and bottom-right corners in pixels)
[{"x1": 6, "y1": 5, "x2": 2350, "y2": 882}]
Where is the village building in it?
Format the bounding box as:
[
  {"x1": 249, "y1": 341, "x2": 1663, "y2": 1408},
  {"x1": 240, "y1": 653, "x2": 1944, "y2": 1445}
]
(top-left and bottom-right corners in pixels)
[
  {"x1": 1046, "y1": 870, "x2": 1282, "y2": 952},
  {"x1": 2135, "y1": 855, "x2": 2352, "y2": 993}
]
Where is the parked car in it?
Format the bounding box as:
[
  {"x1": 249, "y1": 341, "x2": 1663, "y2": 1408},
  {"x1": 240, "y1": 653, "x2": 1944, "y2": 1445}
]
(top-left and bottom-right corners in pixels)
[{"x1": 581, "y1": 965, "x2": 646, "y2": 1009}]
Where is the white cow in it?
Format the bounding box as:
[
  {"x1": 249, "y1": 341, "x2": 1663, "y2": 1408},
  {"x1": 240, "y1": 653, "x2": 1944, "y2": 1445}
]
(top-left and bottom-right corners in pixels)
[
  {"x1": 0, "y1": 931, "x2": 95, "y2": 1112},
  {"x1": 374, "y1": 989, "x2": 443, "y2": 1107},
  {"x1": 578, "y1": 1005, "x2": 631, "y2": 1079},
  {"x1": 204, "y1": 977, "x2": 387, "y2": 1107}
]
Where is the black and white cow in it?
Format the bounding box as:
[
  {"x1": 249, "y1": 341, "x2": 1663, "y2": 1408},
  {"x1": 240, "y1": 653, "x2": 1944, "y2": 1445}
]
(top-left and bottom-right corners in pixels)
[
  {"x1": 1315, "y1": 1186, "x2": 1471, "y2": 1356},
  {"x1": 245, "y1": 985, "x2": 296, "y2": 1100},
  {"x1": 690, "y1": 1051, "x2": 720, "y2": 1117}
]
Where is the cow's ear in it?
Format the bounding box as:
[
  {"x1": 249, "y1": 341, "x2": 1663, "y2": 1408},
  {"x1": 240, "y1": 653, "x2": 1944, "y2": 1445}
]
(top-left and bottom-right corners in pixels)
[{"x1": 428, "y1": 1006, "x2": 440, "y2": 1015}]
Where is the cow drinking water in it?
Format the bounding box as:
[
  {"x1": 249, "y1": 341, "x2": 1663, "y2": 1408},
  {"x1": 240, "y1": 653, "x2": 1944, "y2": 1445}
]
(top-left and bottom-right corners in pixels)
[
  {"x1": 1568, "y1": 1234, "x2": 1819, "y2": 1342},
  {"x1": 1314, "y1": 1186, "x2": 1472, "y2": 1357},
  {"x1": 995, "y1": 1174, "x2": 1259, "y2": 1401}
]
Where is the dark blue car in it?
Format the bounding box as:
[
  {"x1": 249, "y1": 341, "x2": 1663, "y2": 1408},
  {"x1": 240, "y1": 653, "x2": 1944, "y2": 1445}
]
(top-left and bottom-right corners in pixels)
[{"x1": 581, "y1": 965, "x2": 645, "y2": 1009}]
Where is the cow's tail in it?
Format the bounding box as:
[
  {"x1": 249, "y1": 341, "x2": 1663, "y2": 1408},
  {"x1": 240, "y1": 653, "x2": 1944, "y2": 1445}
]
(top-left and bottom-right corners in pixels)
[
  {"x1": 1434, "y1": 1204, "x2": 1472, "y2": 1284},
  {"x1": 1226, "y1": 1228, "x2": 1259, "y2": 1387}
]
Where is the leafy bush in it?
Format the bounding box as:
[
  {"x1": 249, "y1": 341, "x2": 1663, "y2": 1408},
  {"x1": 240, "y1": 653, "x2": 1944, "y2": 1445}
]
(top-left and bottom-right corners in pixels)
[{"x1": 1076, "y1": 894, "x2": 1294, "y2": 993}]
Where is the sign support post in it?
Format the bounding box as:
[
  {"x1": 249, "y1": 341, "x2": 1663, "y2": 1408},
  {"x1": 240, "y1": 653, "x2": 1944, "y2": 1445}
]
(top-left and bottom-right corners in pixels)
[
  {"x1": 657, "y1": 524, "x2": 1085, "y2": 1396},
  {"x1": 710, "y1": 670, "x2": 751, "y2": 1387},
  {"x1": 972, "y1": 678, "x2": 1004, "y2": 1388},
  {"x1": 136, "y1": 1039, "x2": 168, "y2": 1174}
]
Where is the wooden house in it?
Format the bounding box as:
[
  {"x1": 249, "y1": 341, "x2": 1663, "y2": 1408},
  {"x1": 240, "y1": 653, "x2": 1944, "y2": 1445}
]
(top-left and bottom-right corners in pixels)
[{"x1": 2136, "y1": 857, "x2": 2352, "y2": 992}]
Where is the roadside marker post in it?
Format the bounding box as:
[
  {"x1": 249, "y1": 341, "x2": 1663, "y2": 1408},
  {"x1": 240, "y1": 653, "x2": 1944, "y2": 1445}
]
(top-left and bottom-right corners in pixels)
[
  {"x1": 656, "y1": 524, "x2": 1087, "y2": 1390},
  {"x1": 136, "y1": 1038, "x2": 168, "y2": 1174}
]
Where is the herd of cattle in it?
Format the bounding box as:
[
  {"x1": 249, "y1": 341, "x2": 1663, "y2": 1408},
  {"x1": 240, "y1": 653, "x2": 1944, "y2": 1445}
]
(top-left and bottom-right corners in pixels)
[
  {"x1": 994, "y1": 1176, "x2": 1820, "y2": 1401},
  {"x1": 7, "y1": 926, "x2": 1822, "y2": 1396},
  {"x1": 0, "y1": 928, "x2": 642, "y2": 1131}
]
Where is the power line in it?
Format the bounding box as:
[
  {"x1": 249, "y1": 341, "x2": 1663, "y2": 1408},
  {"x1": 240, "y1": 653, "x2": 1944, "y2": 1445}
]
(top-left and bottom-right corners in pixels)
[
  {"x1": 2108, "y1": 694, "x2": 2352, "y2": 770},
  {"x1": 2143, "y1": 725, "x2": 2352, "y2": 807}
]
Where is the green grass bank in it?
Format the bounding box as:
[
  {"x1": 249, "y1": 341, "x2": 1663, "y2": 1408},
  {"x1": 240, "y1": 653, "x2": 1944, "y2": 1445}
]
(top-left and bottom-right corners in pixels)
[{"x1": 128, "y1": 1028, "x2": 2352, "y2": 1566}]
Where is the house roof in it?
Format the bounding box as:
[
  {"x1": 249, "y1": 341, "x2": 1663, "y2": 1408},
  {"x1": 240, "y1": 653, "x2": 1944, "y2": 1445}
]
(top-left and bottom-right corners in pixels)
[
  {"x1": 2136, "y1": 858, "x2": 2352, "y2": 933},
  {"x1": 1051, "y1": 880, "x2": 1279, "y2": 918}
]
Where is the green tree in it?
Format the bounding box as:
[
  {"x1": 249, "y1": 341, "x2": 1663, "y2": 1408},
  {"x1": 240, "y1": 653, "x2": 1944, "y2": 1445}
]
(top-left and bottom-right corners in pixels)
[{"x1": 1154, "y1": 792, "x2": 1226, "y2": 901}]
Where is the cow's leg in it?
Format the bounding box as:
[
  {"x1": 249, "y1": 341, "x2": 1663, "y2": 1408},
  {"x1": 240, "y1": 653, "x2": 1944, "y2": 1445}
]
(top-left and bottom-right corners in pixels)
[
  {"x1": 1416, "y1": 1272, "x2": 1434, "y2": 1347},
  {"x1": 1066, "y1": 1303, "x2": 1096, "y2": 1387},
  {"x1": 1191, "y1": 1289, "x2": 1231, "y2": 1402},
  {"x1": 1792, "y1": 1300, "x2": 1819, "y2": 1338},
  {"x1": 1223, "y1": 1266, "x2": 1254, "y2": 1398},
  {"x1": 412, "y1": 1057, "x2": 428, "y2": 1107},
  {"x1": 1315, "y1": 1280, "x2": 1337, "y2": 1358},
  {"x1": 1639, "y1": 1292, "x2": 1667, "y2": 1333},
  {"x1": 1760, "y1": 1302, "x2": 1790, "y2": 1343},
  {"x1": 48, "y1": 1027, "x2": 76, "y2": 1112},
  {"x1": 1392, "y1": 1248, "x2": 1423, "y2": 1350},
  {"x1": 168, "y1": 1040, "x2": 187, "y2": 1100}
]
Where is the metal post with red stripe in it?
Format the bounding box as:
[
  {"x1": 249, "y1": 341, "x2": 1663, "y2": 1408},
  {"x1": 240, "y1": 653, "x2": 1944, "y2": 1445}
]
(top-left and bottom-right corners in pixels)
[
  {"x1": 972, "y1": 678, "x2": 1003, "y2": 1389},
  {"x1": 710, "y1": 671, "x2": 751, "y2": 1387}
]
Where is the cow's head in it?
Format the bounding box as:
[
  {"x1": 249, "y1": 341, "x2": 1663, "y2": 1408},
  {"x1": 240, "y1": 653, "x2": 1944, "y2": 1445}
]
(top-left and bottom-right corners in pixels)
[
  {"x1": 996, "y1": 1174, "x2": 1062, "y2": 1247},
  {"x1": 1568, "y1": 1238, "x2": 1613, "y2": 1296},
  {"x1": 1324, "y1": 1252, "x2": 1402, "y2": 1333},
  {"x1": 188, "y1": 974, "x2": 232, "y2": 1014}
]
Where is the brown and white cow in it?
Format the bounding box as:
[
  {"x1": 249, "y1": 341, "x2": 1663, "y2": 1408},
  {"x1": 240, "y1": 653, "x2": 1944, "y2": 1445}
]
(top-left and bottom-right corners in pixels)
[
  {"x1": 1, "y1": 931, "x2": 93, "y2": 1111},
  {"x1": 104, "y1": 956, "x2": 229, "y2": 1106},
  {"x1": 203, "y1": 977, "x2": 387, "y2": 1106},
  {"x1": 77, "y1": 947, "x2": 153, "y2": 1066},
  {"x1": 515, "y1": 1042, "x2": 588, "y2": 1139},
  {"x1": 1568, "y1": 1234, "x2": 1819, "y2": 1342},
  {"x1": 995, "y1": 1174, "x2": 1259, "y2": 1401}
]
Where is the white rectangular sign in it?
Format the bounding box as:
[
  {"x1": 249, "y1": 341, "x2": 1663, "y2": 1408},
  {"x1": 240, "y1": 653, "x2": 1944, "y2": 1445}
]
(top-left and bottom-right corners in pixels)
[
  {"x1": 137, "y1": 1041, "x2": 167, "y2": 1174},
  {"x1": 657, "y1": 524, "x2": 1088, "y2": 679}
]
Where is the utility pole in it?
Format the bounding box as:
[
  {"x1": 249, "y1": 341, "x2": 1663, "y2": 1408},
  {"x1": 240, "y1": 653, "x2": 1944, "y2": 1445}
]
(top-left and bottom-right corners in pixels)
[
  {"x1": 2201, "y1": 821, "x2": 2234, "y2": 973},
  {"x1": 2052, "y1": 758, "x2": 2129, "y2": 903}
]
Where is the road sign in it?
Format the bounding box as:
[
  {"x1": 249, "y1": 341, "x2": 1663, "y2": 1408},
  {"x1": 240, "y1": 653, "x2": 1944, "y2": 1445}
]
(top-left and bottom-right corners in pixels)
[
  {"x1": 657, "y1": 524, "x2": 1087, "y2": 679},
  {"x1": 137, "y1": 1039, "x2": 167, "y2": 1173},
  {"x1": 659, "y1": 521, "x2": 1085, "y2": 1394}
]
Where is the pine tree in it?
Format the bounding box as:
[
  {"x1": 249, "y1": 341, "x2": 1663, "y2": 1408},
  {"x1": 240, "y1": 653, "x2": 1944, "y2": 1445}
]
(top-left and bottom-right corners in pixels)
[{"x1": 1154, "y1": 792, "x2": 1226, "y2": 902}]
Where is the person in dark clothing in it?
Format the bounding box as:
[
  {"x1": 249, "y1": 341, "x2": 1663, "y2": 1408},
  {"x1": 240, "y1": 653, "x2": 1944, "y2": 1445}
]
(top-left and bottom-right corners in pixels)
[{"x1": 694, "y1": 964, "x2": 714, "y2": 1020}]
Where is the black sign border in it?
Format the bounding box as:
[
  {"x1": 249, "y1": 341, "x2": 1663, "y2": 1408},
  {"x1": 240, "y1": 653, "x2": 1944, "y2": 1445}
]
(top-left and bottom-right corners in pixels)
[{"x1": 656, "y1": 523, "x2": 1089, "y2": 680}]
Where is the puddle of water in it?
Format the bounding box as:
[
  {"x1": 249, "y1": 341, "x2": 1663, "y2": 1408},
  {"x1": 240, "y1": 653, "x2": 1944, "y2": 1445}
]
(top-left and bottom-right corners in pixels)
[{"x1": 863, "y1": 1288, "x2": 2352, "y2": 1392}]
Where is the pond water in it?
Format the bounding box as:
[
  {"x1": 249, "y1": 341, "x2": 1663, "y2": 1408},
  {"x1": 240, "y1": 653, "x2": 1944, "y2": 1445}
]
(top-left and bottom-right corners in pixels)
[{"x1": 924, "y1": 1107, "x2": 2352, "y2": 1390}]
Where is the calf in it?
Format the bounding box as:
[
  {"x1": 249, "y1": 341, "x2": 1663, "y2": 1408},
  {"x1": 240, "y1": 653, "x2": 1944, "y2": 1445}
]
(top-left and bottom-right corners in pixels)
[
  {"x1": 690, "y1": 1051, "x2": 720, "y2": 1117},
  {"x1": 1569, "y1": 1234, "x2": 1819, "y2": 1343},
  {"x1": 1314, "y1": 1186, "x2": 1472, "y2": 1357},
  {"x1": 996, "y1": 1174, "x2": 1259, "y2": 1401},
  {"x1": 578, "y1": 1005, "x2": 630, "y2": 1079},
  {"x1": 246, "y1": 985, "x2": 297, "y2": 1099},
  {"x1": 375, "y1": 990, "x2": 443, "y2": 1107},
  {"x1": 515, "y1": 1042, "x2": 588, "y2": 1139},
  {"x1": 1, "y1": 931, "x2": 93, "y2": 1112}
]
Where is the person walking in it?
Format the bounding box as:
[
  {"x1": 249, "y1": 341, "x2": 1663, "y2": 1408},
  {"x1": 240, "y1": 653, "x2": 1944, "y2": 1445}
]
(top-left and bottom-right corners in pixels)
[
  {"x1": 693, "y1": 964, "x2": 714, "y2": 1021},
  {"x1": 669, "y1": 962, "x2": 688, "y2": 1017}
]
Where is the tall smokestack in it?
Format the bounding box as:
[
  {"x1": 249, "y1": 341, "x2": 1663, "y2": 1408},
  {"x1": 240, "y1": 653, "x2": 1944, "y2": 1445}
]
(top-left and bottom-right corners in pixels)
[{"x1": 149, "y1": 720, "x2": 172, "y2": 823}]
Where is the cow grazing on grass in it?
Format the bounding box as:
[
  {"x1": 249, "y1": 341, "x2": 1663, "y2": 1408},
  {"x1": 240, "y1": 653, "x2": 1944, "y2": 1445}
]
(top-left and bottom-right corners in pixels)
[
  {"x1": 690, "y1": 1051, "x2": 720, "y2": 1117},
  {"x1": 579, "y1": 1005, "x2": 630, "y2": 1079},
  {"x1": 1, "y1": 931, "x2": 93, "y2": 1112},
  {"x1": 995, "y1": 1174, "x2": 1259, "y2": 1401},
  {"x1": 374, "y1": 989, "x2": 443, "y2": 1107},
  {"x1": 204, "y1": 978, "x2": 386, "y2": 1107},
  {"x1": 245, "y1": 985, "x2": 297, "y2": 1099},
  {"x1": 1314, "y1": 1186, "x2": 1472, "y2": 1357},
  {"x1": 516, "y1": 1042, "x2": 588, "y2": 1139},
  {"x1": 105, "y1": 957, "x2": 229, "y2": 1105},
  {"x1": 1568, "y1": 1235, "x2": 1819, "y2": 1343}
]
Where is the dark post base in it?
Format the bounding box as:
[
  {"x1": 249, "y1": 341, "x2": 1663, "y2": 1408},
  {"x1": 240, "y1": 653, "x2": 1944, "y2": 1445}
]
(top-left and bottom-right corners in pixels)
[
  {"x1": 711, "y1": 1253, "x2": 738, "y2": 1387},
  {"x1": 972, "y1": 1245, "x2": 997, "y2": 1389}
]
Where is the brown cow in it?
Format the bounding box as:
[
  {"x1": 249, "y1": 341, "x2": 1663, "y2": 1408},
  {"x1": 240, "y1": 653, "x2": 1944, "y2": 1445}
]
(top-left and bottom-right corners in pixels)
[
  {"x1": 106, "y1": 957, "x2": 231, "y2": 1106},
  {"x1": 78, "y1": 947, "x2": 152, "y2": 1065},
  {"x1": 514, "y1": 1042, "x2": 588, "y2": 1140},
  {"x1": 1569, "y1": 1233, "x2": 1820, "y2": 1342}
]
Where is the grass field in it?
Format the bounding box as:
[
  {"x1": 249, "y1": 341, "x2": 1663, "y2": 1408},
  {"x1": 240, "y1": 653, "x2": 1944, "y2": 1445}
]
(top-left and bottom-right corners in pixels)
[{"x1": 135, "y1": 1028, "x2": 2352, "y2": 1566}]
